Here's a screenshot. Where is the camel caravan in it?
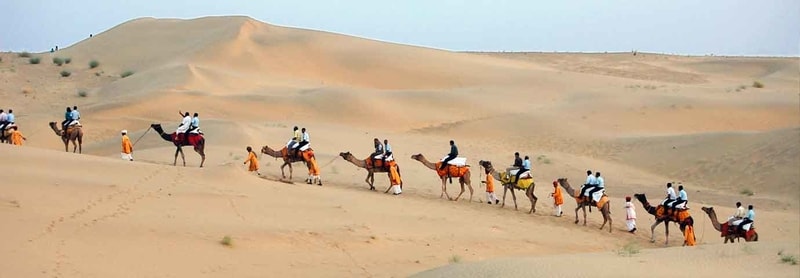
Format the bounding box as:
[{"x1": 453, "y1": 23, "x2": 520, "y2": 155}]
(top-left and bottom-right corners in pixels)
[{"x1": 5, "y1": 106, "x2": 760, "y2": 247}]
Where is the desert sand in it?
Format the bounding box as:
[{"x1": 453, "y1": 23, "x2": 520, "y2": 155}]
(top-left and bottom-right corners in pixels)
[{"x1": 0, "y1": 16, "x2": 798, "y2": 277}]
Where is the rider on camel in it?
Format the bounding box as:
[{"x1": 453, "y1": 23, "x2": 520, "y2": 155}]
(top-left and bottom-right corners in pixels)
[{"x1": 440, "y1": 140, "x2": 458, "y2": 170}]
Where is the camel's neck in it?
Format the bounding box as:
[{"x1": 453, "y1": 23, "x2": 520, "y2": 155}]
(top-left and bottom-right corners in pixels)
[
  {"x1": 488, "y1": 168, "x2": 502, "y2": 181},
  {"x1": 559, "y1": 181, "x2": 578, "y2": 198},
  {"x1": 415, "y1": 156, "x2": 437, "y2": 171},
  {"x1": 344, "y1": 156, "x2": 367, "y2": 168},
  {"x1": 151, "y1": 126, "x2": 173, "y2": 142},
  {"x1": 636, "y1": 198, "x2": 657, "y2": 216},
  {"x1": 262, "y1": 146, "x2": 283, "y2": 158},
  {"x1": 705, "y1": 210, "x2": 723, "y2": 232},
  {"x1": 49, "y1": 124, "x2": 62, "y2": 137}
]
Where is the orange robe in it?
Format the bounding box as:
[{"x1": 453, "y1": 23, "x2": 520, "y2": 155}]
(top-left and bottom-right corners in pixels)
[
  {"x1": 553, "y1": 186, "x2": 564, "y2": 205},
  {"x1": 485, "y1": 174, "x2": 495, "y2": 193},
  {"x1": 245, "y1": 151, "x2": 259, "y2": 171},
  {"x1": 121, "y1": 135, "x2": 133, "y2": 154},
  {"x1": 11, "y1": 130, "x2": 24, "y2": 146}
]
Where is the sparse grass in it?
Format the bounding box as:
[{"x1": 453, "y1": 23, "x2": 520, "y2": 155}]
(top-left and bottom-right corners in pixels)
[
  {"x1": 89, "y1": 60, "x2": 99, "y2": 69},
  {"x1": 741, "y1": 244, "x2": 756, "y2": 255},
  {"x1": 95, "y1": 72, "x2": 101, "y2": 77},
  {"x1": 64, "y1": 57, "x2": 71, "y2": 64},
  {"x1": 780, "y1": 253, "x2": 797, "y2": 265},
  {"x1": 29, "y1": 57, "x2": 40, "y2": 64},
  {"x1": 740, "y1": 188, "x2": 754, "y2": 196},
  {"x1": 220, "y1": 235, "x2": 233, "y2": 247},
  {"x1": 616, "y1": 241, "x2": 641, "y2": 257},
  {"x1": 78, "y1": 90, "x2": 87, "y2": 97},
  {"x1": 536, "y1": 155, "x2": 551, "y2": 164},
  {"x1": 752, "y1": 81, "x2": 764, "y2": 88},
  {"x1": 60, "y1": 70, "x2": 71, "y2": 77},
  {"x1": 18, "y1": 52, "x2": 31, "y2": 58},
  {"x1": 120, "y1": 70, "x2": 134, "y2": 78},
  {"x1": 53, "y1": 57, "x2": 64, "y2": 66},
  {"x1": 449, "y1": 254, "x2": 462, "y2": 263}
]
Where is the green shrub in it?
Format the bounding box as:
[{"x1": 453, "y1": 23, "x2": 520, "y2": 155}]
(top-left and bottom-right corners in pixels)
[
  {"x1": 77, "y1": 90, "x2": 87, "y2": 97},
  {"x1": 29, "y1": 57, "x2": 40, "y2": 64},
  {"x1": 752, "y1": 81, "x2": 764, "y2": 88},
  {"x1": 18, "y1": 52, "x2": 31, "y2": 58},
  {"x1": 53, "y1": 57, "x2": 64, "y2": 66},
  {"x1": 64, "y1": 57, "x2": 71, "y2": 64},
  {"x1": 220, "y1": 235, "x2": 233, "y2": 247},
  {"x1": 740, "y1": 188, "x2": 754, "y2": 196},
  {"x1": 89, "y1": 60, "x2": 99, "y2": 69},
  {"x1": 617, "y1": 241, "x2": 641, "y2": 257},
  {"x1": 120, "y1": 70, "x2": 134, "y2": 78},
  {"x1": 60, "y1": 70, "x2": 71, "y2": 77}
]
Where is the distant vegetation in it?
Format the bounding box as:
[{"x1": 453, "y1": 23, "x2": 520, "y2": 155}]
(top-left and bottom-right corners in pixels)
[
  {"x1": 89, "y1": 60, "x2": 99, "y2": 69},
  {"x1": 779, "y1": 250, "x2": 797, "y2": 265},
  {"x1": 220, "y1": 235, "x2": 233, "y2": 247},
  {"x1": 120, "y1": 70, "x2": 134, "y2": 78},
  {"x1": 77, "y1": 90, "x2": 87, "y2": 97},
  {"x1": 60, "y1": 70, "x2": 71, "y2": 77},
  {"x1": 29, "y1": 57, "x2": 40, "y2": 64},
  {"x1": 617, "y1": 241, "x2": 641, "y2": 257},
  {"x1": 740, "y1": 188, "x2": 754, "y2": 196},
  {"x1": 752, "y1": 81, "x2": 764, "y2": 88},
  {"x1": 18, "y1": 52, "x2": 31, "y2": 58},
  {"x1": 64, "y1": 57, "x2": 71, "y2": 64},
  {"x1": 53, "y1": 57, "x2": 64, "y2": 66}
]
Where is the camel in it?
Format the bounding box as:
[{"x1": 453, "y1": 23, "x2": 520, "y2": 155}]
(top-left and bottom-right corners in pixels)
[
  {"x1": 338, "y1": 151, "x2": 401, "y2": 192},
  {"x1": 478, "y1": 160, "x2": 538, "y2": 213},
  {"x1": 48, "y1": 122, "x2": 83, "y2": 153},
  {"x1": 150, "y1": 123, "x2": 206, "y2": 167},
  {"x1": 260, "y1": 144, "x2": 308, "y2": 180},
  {"x1": 701, "y1": 206, "x2": 759, "y2": 243},
  {"x1": 411, "y1": 153, "x2": 473, "y2": 202},
  {"x1": 633, "y1": 193, "x2": 696, "y2": 246},
  {"x1": 556, "y1": 178, "x2": 612, "y2": 233}
]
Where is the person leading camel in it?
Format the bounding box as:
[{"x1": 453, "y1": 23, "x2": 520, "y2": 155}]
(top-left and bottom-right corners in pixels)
[
  {"x1": 514, "y1": 156, "x2": 531, "y2": 183},
  {"x1": 244, "y1": 146, "x2": 260, "y2": 175},
  {"x1": 551, "y1": 180, "x2": 563, "y2": 216},
  {"x1": 10, "y1": 126, "x2": 26, "y2": 146},
  {"x1": 579, "y1": 170, "x2": 596, "y2": 198},
  {"x1": 625, "y1": 196, "x2": 637, "y2": 233},
  {"x1": 482, "y1": 166, "x2": 499, "y2": 205},
  {"x1": 121, "y1": 130, "x2": 133, "y2": 161},
  {"x1": 440, "y1": 140, "x2": 458, "y2": 170}
]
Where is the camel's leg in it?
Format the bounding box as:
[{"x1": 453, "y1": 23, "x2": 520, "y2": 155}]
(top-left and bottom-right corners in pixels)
[
  {"x1": 288, "y1": 163, "x2": 293, "y2": 179},
  {"x1": 78, "y1": 134, "x2": 83, "y2": 154},
  {"x1": 510, "y1": 187, "x2": 518, "y2": 211},
  {"x1": 198, "y1": 149, "x2": 205, "y2": 168},
  {"x1": 582, "y1": 206, "x2": 588, "y2": 226},
  {"x1": 466, "y1": 178, "x2": 474, "y2": 202},
  {"x1": 664, "y1": 221, "x2": 670, "y2": 246},
  {"x1": 440, "y1": 178, "x2": 452, "y2": 200},
  {"x1": 179, "y1": 148, "x2": 186, "y2": 167},
  {"x1": 501, "y1": 185, "x2": 509, "y2": 208},
  {"x1": 173, "y1": 148, "x2": 180, "y2": 166},
  {"x1": 574, "y1": 204, "x2": 581, "y2": 224},
  {"x1": 526, "y1": 185, "x2": 538, "y2": 214},
  {"x1": 63, "y1": 139, "x2": 68, "y2": 152},
  {"x1": 599, "y1": 206, "x2": 608, "y2": 231},
  {"x1": 649, "y1": 220, "x2": 661, "y2": 243},
  {"x1": 452, "y1": 179, "x2": 465, "y2": 202},
  {"x1": 606, "y1": 206, "x2": 612, "y2": 233}
]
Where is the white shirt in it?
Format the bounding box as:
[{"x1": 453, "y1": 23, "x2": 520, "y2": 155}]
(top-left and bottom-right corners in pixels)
[
  {"x1": 181, "y1": 116, "x2": 191, "y2": 127},
  {"x1": 596, "y1": 176, "x2": 604, "y2": 188},
  {"x1": 586, "y1": 175, "x2": 597, "y2": 185},
  {"x1": 733, "y1": 206, "x2": 746, "y2": 219},
  {"x1": 625, "y1": 201, "x2": 636, "y2": 219},
  {"x1": 71, "y1": 110, "x2": 80, "y2": 120},
  {"x1": 666, "y1": 187, "x2": 677, "y2": 200},
  {"x1": 302, "y1": 132, "x2": 309, "y2": 142}
]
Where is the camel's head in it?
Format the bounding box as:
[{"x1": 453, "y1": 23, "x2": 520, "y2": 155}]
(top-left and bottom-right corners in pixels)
[
  {"x1": 410, "y1": 154, "x2": 424, "y2": 161},
  {"x1": 338, "y1": 152, "x2": 352, "y2": 159},
  {"x1": 150, "y1": 123, "x2": 164, "y2": 133},
  {"x1": 701, "y1": 206, "x2": 714, "y2": 214},
  {"x1": 48, "y1": 121, "x2": 56, "y2": 127},
  {"x1": 261, "y1": 145, "x2": 269, "y2": 154},
  {"x1": 478, "y1": 160, "x2": 492, "y2": 169},
  {"x1": 556, "y1": 178, "x2": 568, "y2": 186},
  {"x1": 633, "y1": 193, "x2": 647, "y2": 203}
]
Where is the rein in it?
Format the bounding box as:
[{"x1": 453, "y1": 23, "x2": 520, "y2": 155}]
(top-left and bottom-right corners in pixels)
[{"x1": 131, "y1": 126, "x2": 152, "y2": 147}]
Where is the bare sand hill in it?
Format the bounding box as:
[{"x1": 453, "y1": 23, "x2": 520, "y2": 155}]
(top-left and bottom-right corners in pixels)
[{"x1": 1, "y1": 16, "x2": 798, "y2": 277}]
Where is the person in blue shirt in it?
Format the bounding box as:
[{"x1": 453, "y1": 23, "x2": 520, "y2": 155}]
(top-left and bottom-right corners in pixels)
[
  {"x1": 381, "y1": 139, "x2": 393, "y2": 165},
  {"x1": 190, "y1": 113, "x2": 200, "y2": 132},
  {"x1": 587, "y1": 172, "x2": 605, "y2": 199},
  {"x1": 71, "y1": 106, "x2": 81, "y2": 121},
  {"x1": 61, "y1": 107, "x2": 72, "y2": 130},
  {"x1": 439, "y1": 140, "x2": 458, "y2": 170},
  {"x1": 6, "y1": 109, "x2": 15, "y2": 124},
  {"x1": 514, "y1": 155, "x2": 531, "y2": 183},
  {"x1": 672, "y1": 185, "x2": 688, "y2": 213},
  {"x1": 738, "y1": 205, "x2": 755, "y2": 232}
]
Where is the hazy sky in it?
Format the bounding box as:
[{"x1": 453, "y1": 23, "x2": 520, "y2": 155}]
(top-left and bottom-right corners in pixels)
[{"x1": 2, "y1": 0, "x2": 798, "y2": 55}]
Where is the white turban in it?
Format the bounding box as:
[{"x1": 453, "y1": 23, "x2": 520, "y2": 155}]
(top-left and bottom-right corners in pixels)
[{"x1": 121, "y1": 130, "x2": 127, "y2": 134}]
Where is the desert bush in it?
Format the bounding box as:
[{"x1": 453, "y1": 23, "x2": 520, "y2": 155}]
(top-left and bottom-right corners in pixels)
[
  {"x1": 64, "y1": 57, "x2": 71, "y2": 64},
  {"x1": 53, "y1": 57, "x2": 64, "y2": 66},
  {"x1": 60, "y1": 70, "x2": 71, "y2": 77},
  {"x1": 18, "y1": 52, "x2": 31, "y2": 58},
  {"x1": 752, "y1": 81, "x2": 764, "y2": 88},
  {"x1": 617, "y1": 241, "x2": 641, "y2": 257},
  {"x1": 120, "y1": 70, "x2": 134, "y2": 78},
  {"x1": 77, "y1": 90, "x2": 87, "y2": 97},
  {"x1": 449, "y1": 255, "x2": 462, "y2": 263},
  {"x1": 740, "y1": 188, "x2": 754, "y2": 196},
  {"x1": 29, "y1": 57, "x2": 40, "y2": 64},
  {"x1": 89, "y1": 60, "x2": 99, "y2": 69},
  {"x1": 220, "y1": 235, "x2": 233, "y2": 247}
]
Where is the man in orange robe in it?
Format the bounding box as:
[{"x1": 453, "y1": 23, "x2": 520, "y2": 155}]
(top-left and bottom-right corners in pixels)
[
  {"x1": 10, "y1": 126, "x2": 26, "y2": 146},
  {"x1": 121, "y1": 130, "x2": 133, "y2": 161},
  {"x1": 244, "y1": 146, "x2": 259, "y2": 175},
  {"x1": 551, "y1": 180, "x2": 564, "y2": 216}
]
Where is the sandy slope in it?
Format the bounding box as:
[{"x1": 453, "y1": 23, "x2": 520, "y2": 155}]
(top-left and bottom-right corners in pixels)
[{"x1": 1, "y1": 16, "x2": 798, "y2": 277}]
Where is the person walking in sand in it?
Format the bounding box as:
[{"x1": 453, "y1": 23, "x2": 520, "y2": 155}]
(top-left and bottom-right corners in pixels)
[
  {"x1": 625, "y1": 196, "x2": 637, "y2": 233},
  {"x1": 10, "y1": 126, "x2": 26, "y2": 146},
  {"x1": 482, "y1": 166, "x2": 499, "y2": 204},
  {"x1": 551, "y1": 180, "x2": 564, "y2": 216},
  {"x1": 244, "y1": 146, "x2": 260, "y2": 175},
  {"x1": 121, "y1": 130, "x2": 133, "y2": 161}
]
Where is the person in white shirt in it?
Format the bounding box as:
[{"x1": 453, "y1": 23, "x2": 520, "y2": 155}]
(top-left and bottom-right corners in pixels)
[
  {"x1": 579, "y1": 170, "x2": 596, "y2": 197},
  {"x1": 663, "y1": 182, "x2": 678, "y2": 215},
  {"x1": 176, "y1": 111, "x2": 192, "y2": 144},
  {"x1": 587, "y1": 172, "x2": 605, "y2": 199},
  {"x1": 0, "y1": 109, "x2": 7, "y2": 131},
  {"x1": 625, "y1": 196, "x2": 637, "y2": 233},
  {"x1": 71, "y1": 106, "x2": 81, "y2": 121}
]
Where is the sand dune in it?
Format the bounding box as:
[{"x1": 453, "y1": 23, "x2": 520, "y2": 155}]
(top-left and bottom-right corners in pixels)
[{"x1": 1, "y1": 16, "x2": 798, "y2": 277}]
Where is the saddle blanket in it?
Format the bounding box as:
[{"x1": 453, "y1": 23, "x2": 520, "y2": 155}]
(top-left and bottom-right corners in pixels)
[
  {"x1": 727, "y1": 218, "x2": 752, "y2": 231},
  {"x1": 581, "y1": 188, "x2": 605, "y2": 202},
  {"x1": 661, "y1": 199, "x2": 685, "y2": 209},
  {"x1": 3, "y1": 123, "x2": 17, "y2": 130},
  {"x1": 508, "y1": 169, "x2": 531, "y2": 179},
  {"x1": 441, "y1": 156, "x2": 467, "y2": 166},
  {"x1": 373, "y1": 154, "x2": 394, "y2": 161},
  {"x1": 66, "y1": 120, "x2": 81, "y2": 127},
  {"x1": 286, "y1": 140, "x2": 310, "y2": 151}
]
